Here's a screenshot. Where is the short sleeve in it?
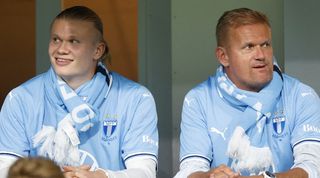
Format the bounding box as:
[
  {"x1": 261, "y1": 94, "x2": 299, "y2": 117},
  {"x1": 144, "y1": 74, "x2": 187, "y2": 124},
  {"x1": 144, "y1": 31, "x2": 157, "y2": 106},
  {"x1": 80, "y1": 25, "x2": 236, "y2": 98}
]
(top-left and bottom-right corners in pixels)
[
  {"x1": 180, "y1": 90, "x2": 212, "y2": 162},
  {"x1": 121, "y1": 88, "x2": 158, "y2": 161},
  {"x1": 290, "y1": 83, "x2": 320, "y2": 147},
  {"x1": 0, "y1": 89, "x2": 31, "y2": 157}
]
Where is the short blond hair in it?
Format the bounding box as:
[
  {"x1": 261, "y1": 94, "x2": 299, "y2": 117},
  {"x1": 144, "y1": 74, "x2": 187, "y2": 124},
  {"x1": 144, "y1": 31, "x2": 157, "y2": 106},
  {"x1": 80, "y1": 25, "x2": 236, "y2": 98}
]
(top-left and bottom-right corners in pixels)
[
  {"x1": 54, "y1": 6, "x2": 110, "y2": 63},
  {"x1": 216, "y1": 8, "x2": 270, "y2": 46}
]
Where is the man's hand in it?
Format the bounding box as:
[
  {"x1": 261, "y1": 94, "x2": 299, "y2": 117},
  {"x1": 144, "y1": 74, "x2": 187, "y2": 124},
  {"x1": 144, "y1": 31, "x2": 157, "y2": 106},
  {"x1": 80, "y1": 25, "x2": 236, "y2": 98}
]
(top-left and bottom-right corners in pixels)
[
  {"x1": 188, "y1": 164, "x2": 240, "y2": 178},
  {"x1": 63, "y1": 165, "x2": 108, "y2": 178}
]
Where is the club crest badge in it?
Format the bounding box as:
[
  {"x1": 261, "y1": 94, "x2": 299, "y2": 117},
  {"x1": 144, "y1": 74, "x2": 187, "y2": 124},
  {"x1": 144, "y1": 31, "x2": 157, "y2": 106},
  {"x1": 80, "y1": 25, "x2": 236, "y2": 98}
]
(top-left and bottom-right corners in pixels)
[
  {"x1": 103, "y1": 119, "x2": 117, "y2": 138},
  {"x1": 272, "y1": 115, "x2": 286, "y2": 135}
]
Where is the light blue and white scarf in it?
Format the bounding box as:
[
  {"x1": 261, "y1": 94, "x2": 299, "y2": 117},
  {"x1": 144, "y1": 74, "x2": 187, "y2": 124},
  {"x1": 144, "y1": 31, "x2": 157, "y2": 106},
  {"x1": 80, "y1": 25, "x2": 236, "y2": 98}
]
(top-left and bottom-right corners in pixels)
[
  {"x1": 216, "y1": 65, "x2": 283, "y2": 174},
  {"x1": 33, "y1": 63, "x2": 111, "y2": 166}
]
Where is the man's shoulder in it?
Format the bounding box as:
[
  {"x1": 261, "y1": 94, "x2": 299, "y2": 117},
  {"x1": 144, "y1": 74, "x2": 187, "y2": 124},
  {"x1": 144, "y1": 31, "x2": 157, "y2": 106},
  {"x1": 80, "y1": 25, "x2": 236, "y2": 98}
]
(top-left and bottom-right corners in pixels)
[
  {"x1": 1, "y1": 73, "x2": 47, "y2": 119},
  {"x1": 13, "y1": 73, "x2": 46, "y2": 95},
  {"x1": 281, "y1": 74, "x2": 320, "y2": 108},
  {"x1": 282, "y1": 74, "x2": 316, "y2": 95},
  {"x1": 187, "y1": 75, "x2": 216, "y2": 96},
  {"x1": 282, "y1": 74, "x2": 300, "y2": 85},
  {"x1": 110, "y1": 72, "x2": 153, "y2": 97}
]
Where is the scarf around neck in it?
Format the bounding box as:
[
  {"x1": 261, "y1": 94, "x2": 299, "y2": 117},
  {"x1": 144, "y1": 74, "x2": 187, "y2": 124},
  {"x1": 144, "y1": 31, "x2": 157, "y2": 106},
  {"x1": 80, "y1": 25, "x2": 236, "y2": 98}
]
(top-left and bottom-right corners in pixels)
[
  {"x1": 215, "y1": 65, "x2": 283, "y2": 174},
  {"x1": 33, "y1": 62, "x2": 112, "y2": 166}
]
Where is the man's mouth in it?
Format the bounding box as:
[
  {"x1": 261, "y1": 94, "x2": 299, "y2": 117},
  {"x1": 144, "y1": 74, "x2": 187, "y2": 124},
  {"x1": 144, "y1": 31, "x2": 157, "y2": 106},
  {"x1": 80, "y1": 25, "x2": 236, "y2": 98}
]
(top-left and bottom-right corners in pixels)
[
  {"x1": 252, "y1": 63, "x2": 267, "y2": 68},
  {"x1": 55, "y1": 57, "x2": 73, "y2": 65}
]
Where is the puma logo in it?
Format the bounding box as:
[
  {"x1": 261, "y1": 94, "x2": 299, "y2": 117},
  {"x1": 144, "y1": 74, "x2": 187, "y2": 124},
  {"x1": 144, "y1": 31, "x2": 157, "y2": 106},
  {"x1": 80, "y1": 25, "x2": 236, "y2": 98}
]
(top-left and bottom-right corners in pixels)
[
  {"x1": 184, "y1": 97, "x2": 194, "y2": 106},
  {"x1": 210, "y1": 127, "x2": 227, "y2": 140},
  {"x1": 9, "y1": 91, "x2": 14, "y2": 101},
  {"x1": 301, "y1": 92, "x2": 312, "y2": 97},
  {"x1": 142, "y1": 93, "x2": 151, "y2": 98}
]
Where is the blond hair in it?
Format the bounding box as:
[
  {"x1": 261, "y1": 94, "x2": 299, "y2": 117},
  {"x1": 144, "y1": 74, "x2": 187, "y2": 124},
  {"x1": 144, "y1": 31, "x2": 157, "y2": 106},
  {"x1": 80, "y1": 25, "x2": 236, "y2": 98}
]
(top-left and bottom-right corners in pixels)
[
  {"x1": 54, "y1": 6, "x2": 110, "y2": 63},
  {"x1": 216, "y1": 8, "x2": 270, "y2": 46}
]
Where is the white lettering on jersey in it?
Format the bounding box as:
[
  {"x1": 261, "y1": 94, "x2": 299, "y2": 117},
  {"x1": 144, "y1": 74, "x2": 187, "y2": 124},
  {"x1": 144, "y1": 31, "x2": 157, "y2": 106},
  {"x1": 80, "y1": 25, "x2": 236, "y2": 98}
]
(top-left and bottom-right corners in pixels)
[
  {"x1": 142, "y1": 135, "x2": 158, "y2": 147},
  {"x1": 303, "y1": 124, "x2": 320, "y2": 133},
  {"x1": 210, "y1": 127, "x2": 227, "y2": 140}
]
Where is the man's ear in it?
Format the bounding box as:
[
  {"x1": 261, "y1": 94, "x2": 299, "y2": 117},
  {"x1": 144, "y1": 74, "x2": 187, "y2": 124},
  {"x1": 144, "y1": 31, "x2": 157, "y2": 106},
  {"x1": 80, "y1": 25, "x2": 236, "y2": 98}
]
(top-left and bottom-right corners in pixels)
[
  {"x1": 216, "y1": 46, "x2": 229, "y2": 67},
  {"x1": 93, "y1": 42, "x2": 105, "y2": 61}
]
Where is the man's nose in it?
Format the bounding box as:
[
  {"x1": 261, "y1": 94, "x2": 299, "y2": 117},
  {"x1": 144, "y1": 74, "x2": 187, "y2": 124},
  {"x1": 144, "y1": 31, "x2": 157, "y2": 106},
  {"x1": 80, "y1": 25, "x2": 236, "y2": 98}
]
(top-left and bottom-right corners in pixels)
[
  {"x1": 254, "y1": 46, "x2": 265, "y2": 60},
  {"x1": 57, "y1": 41, "x2": 69, "y2": 54}
]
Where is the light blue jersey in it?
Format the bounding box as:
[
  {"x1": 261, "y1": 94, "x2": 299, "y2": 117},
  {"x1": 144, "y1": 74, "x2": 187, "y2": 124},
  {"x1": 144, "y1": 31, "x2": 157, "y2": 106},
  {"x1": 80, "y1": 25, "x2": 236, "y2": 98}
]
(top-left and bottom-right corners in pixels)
[
  {"x1": 0, "y1": 68, "x2": 158, "y2": 171},
  {"x1": 180, "y1": 68, "x2": 320, "y2": 175}
]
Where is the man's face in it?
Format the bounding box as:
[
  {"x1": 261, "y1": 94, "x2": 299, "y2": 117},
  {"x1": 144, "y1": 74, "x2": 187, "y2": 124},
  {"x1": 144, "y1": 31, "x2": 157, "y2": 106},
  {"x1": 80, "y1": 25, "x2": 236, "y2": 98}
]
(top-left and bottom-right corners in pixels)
[
  {"x1": 48, "y1": 19, "x2": 104, "y2": 87},
  {"x1": 216, "y1": 23, "x2": 273, "y2": 92}
]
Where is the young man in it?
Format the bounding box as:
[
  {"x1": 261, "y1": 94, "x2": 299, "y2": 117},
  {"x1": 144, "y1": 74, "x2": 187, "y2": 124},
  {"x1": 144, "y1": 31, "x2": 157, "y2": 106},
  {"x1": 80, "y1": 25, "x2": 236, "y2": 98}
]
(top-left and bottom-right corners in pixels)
[
  {"x1": 0, "y1": 6, "x2": 158, "y2": 178},
  {"x1": 175, "y1": 8, "x2": 320, "y2": 178}
]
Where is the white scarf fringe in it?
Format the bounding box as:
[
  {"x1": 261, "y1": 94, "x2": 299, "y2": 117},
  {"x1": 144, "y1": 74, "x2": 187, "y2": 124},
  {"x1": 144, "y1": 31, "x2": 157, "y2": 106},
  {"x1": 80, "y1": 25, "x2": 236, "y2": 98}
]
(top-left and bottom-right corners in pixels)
[
  {"x1": 33, "y1": 117, "x2": 80, "y2": 166},
  {"x1": 227, "y1": 127, "x2": 273, "y2": 174}
]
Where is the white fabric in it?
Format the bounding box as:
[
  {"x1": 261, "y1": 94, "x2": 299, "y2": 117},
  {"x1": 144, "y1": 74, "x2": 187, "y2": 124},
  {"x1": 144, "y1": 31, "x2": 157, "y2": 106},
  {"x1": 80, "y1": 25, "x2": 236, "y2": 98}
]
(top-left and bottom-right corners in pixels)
[
  {"x1": 227, "y1": 126, "x2": 273, "y2": 173},
  {"x1": 173, "y1": 157, "x2": 210, "y2": 178},
  {"x1": 292, "y1": 141, "x2": 320, "y2": 178},
  {"x1": 100, "y1": 155, "x2": 157, "y2": 178},
  {"x1": 0, "y1": 155, "x2": 18, "y2": 178}
]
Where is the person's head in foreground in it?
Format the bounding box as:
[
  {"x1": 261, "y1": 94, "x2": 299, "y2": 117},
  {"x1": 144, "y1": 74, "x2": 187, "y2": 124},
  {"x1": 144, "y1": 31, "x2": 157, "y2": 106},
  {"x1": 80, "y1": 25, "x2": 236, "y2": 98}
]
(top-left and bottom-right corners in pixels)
[{"x1": 8, "y1": 157, "x2": 64, "y2": 178}]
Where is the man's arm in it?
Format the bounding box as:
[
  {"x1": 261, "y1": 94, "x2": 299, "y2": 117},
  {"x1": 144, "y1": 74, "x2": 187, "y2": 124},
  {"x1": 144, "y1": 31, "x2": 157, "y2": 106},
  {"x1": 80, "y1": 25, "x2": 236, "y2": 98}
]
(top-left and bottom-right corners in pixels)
[
  {"x1": 63, "y1": 155, "x2": 157, "y2": 178},
  {"x1": 188, "y1": 164, "x2": 239, "y2": 178},
  {"x1": 273, "y1": 167, "x2": 307, "y2": 178},
  {"x1": 238, "y1": 168, "x2": 307, "y2": 178},
  {"x1": 174, "y1": 157, "x2": 211, "y2": 178},
  {"x1": 175, "y1": 155, "x2": 310, "y2": 178},
  {"x1": 103, "y1": 155, "x2": 157, "y2": 178},
  {"x1": 185, "y1": 166, "x2": 307, "y2": 178},
  {"x1": 175, "y1": 142, "x2": 320, "y2": 178},
  {"x1": 289, "y1": 141, "x2": 320, "y2": 178},
  {"x1": 0, "y1": 155, "x2": 18, "y2": 178},
  {"x1": 174, "y1": 157, "x2": 239, "y2": 178}
]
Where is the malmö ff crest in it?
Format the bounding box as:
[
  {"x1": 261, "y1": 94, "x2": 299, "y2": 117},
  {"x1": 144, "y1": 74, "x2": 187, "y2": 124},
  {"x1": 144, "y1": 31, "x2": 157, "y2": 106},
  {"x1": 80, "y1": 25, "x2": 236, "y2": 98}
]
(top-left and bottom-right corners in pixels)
[
  {"x1": 272, "y1": 114, "x2": 286, "y2": 135},
  {"x1": 103, "y1": 119, "x2": 117, "y2": 141}
]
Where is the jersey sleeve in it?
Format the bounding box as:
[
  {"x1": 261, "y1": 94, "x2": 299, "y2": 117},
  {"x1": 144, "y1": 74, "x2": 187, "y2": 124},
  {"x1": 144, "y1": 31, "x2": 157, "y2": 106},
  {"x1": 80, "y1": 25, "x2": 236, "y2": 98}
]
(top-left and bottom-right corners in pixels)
[
  {"x1": 290, "y1": 83, "x2": 320, "y2": 147},
  {"x1": 121, "y1": 87, "x2": 158, "y2": 162},
  {"x1": 0, "y1": 89, "x2": 31, "y2": 157},
  {"x1": 179, "y1": 89, "x2": 212, "y2": 162}
]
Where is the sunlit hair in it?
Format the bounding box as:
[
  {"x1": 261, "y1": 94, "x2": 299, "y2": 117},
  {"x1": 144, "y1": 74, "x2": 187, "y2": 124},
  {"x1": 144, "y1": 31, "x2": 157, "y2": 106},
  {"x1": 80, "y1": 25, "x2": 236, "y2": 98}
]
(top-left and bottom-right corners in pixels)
[
  {"x1": 216, "y1": 8, "x2": 271, "y2": 46},
  {"x1": 7, "y1": 157, "x2": 64, "y2": 178},
  {"x1": 52, "y1": 5, "x2": 110, "y2": 62}
]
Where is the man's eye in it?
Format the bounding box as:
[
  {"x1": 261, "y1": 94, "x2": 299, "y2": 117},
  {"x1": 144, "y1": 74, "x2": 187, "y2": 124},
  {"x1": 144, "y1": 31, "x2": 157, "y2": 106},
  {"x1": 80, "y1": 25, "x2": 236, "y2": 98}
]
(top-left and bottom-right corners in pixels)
[
  {"x1": 70, "y1": 39, "x2": 79, "y2": 44},
  {"x1": 261, "y1": 42, "x2": 271, "y2": 48},
  {"x1": 244, "y1": 44, "x2": 254, "y2": 50},
  {"x1": 52, "y1": 37, "x2": 60, "y2": 43}
]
